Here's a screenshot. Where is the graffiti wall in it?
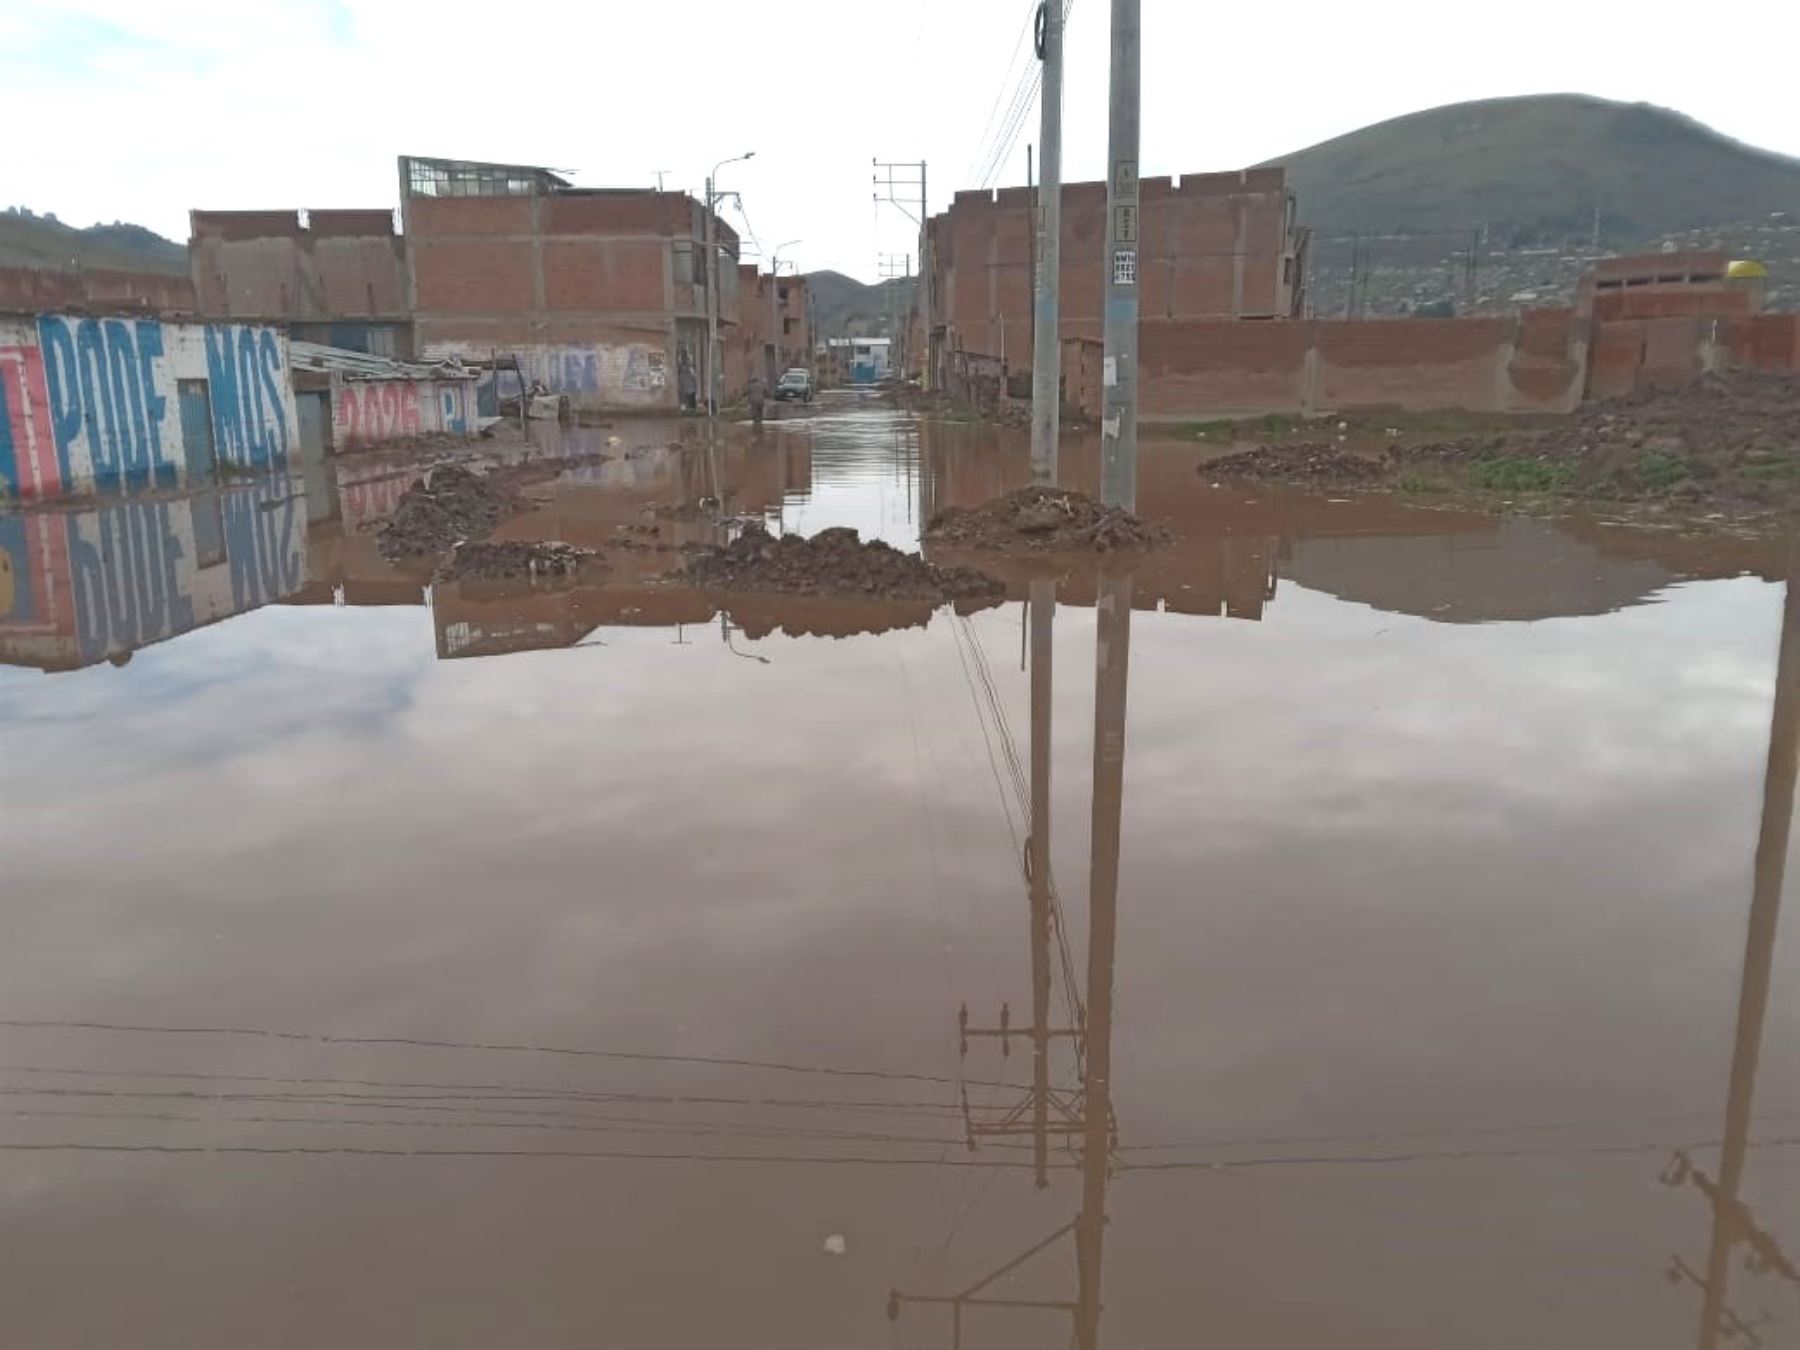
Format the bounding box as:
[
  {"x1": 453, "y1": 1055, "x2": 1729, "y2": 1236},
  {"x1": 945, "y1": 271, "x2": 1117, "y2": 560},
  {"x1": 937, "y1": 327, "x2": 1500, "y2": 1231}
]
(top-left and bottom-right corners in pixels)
[
  {"x1": 423, "y1": 340, "x2": 670, "y2": 410},
  {"x1": 331, "y1": 377, "x2": 476, "y2": 449},
  {"x1": 0, "y1": 314, "x2": 298, "y2": 501},
  {"x1": 0, "y1": 483, "x2": 306, "y2": 671}
]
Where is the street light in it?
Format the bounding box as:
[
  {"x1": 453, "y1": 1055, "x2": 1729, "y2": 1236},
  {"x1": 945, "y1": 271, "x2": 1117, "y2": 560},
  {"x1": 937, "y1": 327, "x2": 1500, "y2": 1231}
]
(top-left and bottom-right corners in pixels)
[
  {"x1": 770, "y1": 239, "x2": 802, "y2": 380},
  {"x1": 705, "y1": 152, "x2": 756, "y2": 414}
]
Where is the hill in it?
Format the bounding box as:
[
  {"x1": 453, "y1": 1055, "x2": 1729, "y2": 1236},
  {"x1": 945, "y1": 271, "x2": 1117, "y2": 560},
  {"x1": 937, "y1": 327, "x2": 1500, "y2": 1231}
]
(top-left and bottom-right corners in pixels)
[
  {"x1": 1268, "y1": 94, "x2": 1800, "y2": 246},
  {"x1": 807, "y1": 269, "x2": 916, "y2": 339},
  {"x1": 0, "y1": 209, "x2": 188, "y2": 274}
]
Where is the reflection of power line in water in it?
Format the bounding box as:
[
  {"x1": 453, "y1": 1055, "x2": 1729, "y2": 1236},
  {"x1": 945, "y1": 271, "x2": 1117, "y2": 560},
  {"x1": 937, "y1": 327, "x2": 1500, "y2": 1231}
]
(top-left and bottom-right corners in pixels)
[
  {"x1": 0, "y1": 1063, "x2": 965, "y2": 1115},
  {"x1": 0, "y1": 1018, "x2": 1036, "y2": 1090}
]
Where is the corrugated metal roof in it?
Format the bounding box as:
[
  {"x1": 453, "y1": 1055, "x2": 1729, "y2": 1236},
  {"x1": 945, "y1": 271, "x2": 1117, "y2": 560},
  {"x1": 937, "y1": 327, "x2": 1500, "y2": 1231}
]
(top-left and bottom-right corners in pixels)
[{"x1": 288, "y1": 341, "x2": 477, "y2": 382}]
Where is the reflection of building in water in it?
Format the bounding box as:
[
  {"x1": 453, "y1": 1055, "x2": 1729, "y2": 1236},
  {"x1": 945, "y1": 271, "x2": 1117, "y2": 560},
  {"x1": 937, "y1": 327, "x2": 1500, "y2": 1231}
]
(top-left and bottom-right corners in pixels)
[
  {"x1": 1664, "y1": 552, "x2": 1800, "y2": 1350},
  {"x1": 1285, "y1": 517, "x2": 1682, "y2": 623},
  {"x1": 0, "y1": 485, "x2": 307, "y2": 673}
]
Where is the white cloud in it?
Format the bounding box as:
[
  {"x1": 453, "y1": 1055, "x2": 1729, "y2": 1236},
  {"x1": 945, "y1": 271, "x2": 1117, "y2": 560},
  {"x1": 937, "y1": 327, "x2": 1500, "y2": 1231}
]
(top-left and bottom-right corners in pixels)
[{"x1": 2, "y1": 0, "x2": 1797, "y2": 279}]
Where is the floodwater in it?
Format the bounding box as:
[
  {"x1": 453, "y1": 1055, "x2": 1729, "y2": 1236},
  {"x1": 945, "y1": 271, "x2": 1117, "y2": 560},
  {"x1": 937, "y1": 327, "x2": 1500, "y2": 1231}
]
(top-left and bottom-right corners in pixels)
[{"x1": 2, "y1": 391, "x2": 1797, "y2": 1349}]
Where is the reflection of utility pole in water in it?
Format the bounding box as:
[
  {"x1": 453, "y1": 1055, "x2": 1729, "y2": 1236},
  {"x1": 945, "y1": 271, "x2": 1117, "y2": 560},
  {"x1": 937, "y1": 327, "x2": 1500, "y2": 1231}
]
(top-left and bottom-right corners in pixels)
[
  {"x1": 1077, "y1": 570, "x2": 1131, "y2": 1350},
  {"x1": 958, "y1": 581, "x2": 1086, "y2": 1188},
  {"x1": 1665, "y1": 550, "x2": 1800, "y2": 1349},
  {"x1": 889, "y1": 573, "x2": 1132, "y2": 1347}
]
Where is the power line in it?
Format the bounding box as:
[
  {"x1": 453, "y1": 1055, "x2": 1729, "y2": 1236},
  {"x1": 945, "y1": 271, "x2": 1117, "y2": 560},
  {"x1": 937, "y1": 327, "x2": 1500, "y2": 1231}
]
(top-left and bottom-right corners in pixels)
[{"x1": 964, "y1": 1, "x2": 1041, "y2": 185}]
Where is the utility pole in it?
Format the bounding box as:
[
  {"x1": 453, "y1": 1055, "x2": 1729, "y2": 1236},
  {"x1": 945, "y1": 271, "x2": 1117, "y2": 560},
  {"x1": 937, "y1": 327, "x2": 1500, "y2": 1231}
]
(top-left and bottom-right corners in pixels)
[
  {"x1": 1031, "y1": 0, "x2": 1065, "y2": 487},
  {"x1": 874, "y1": 159, "x2": 929, "y2": 387},
  {"x1": 705, "y1": 151, "x2": 756, "y2": 415},
  {"x1": 1098, "y1": 0, "x2": 1140, "y2": 510}
]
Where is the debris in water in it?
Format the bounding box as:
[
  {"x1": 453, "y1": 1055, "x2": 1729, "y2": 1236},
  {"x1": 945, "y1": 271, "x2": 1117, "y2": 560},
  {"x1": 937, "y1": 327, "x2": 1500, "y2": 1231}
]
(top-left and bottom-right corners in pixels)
[
  {"x1": 1202, "y1": 444, "x2": 1392, "y2": 482},
  {"x1": 686, "y1": 523, "x2": 1002, "y2": 602},
  {"x1": 822, "y1": 1234, "x2": 847, "y2": 1257},
  {"x1": 924, "y1": 485, "x2": 1168, "y2": 552},
  {"x1": 434, "y1": 540, "x2": 599, "y2": 583}
]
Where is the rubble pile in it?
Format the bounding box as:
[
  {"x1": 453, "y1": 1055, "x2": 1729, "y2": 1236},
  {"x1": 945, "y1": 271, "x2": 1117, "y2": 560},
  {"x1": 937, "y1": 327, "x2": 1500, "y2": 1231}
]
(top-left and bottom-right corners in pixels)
[
  {"x1": 1201, "y1": 444, "x2": 1394, "y2": 482},
  {"x1": 925, "y1": 486, "x2": 1168, "y2": 552},
  {"x1": 377, "y1": 466, "x2": 515, "y2": 560},
  {"x1": 686, "y1": 523, "x2": 1002, "y2": 602}
]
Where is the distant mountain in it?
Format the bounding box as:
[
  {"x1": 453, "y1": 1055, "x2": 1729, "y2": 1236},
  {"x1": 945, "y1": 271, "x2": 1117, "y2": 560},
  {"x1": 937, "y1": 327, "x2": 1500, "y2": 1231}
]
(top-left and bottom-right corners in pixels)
[
  {"x1": 807, "y1": 269, "x2": 915, "y2": 339},
  {"x1": 1268, "y1": 94, "x2": 1800, "y2": 247},
  {"x1": 0, "y1": 209, "x2": 187, "y2": 274}
]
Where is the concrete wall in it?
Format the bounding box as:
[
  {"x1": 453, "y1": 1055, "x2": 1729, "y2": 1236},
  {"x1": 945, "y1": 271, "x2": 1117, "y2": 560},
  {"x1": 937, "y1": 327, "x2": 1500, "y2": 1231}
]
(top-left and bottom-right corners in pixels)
[
  {"x1": 403, "y1": 188, "x2": 736, "y2": 411},
  {"x1": 0, "y1": 482, "x2": 306, "y2": 670},
  {"x1": 1, "y1": 313, "x2": 299, "y2": 500},
  {"x1": 190, "y1": 210, "x2": 408, "y2": 323},
  {"x1": 931, "y1": 168, "x2": 1301, "y2": 371},
  {"x1": 0, "y1": 266, "x2": 196, "y2": 315},
  {"x1": 1076, "y1": 309, "x2": 1587, "y2": 421},
  {"x1": 331, "y1": 376, "x2": 477, "y2": 449}
]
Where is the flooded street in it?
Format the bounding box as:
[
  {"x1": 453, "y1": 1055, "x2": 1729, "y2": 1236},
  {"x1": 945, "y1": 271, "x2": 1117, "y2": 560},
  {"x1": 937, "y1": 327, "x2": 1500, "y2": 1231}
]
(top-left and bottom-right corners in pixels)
[{"x1": 3, "y1": 392, "x2": 1797, "y2": 1348}]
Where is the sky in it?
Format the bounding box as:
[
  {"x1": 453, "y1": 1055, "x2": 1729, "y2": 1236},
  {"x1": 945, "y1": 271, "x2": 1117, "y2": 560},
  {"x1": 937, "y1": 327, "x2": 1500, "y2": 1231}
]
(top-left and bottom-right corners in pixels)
[{"x1": 3, "y1": 0, "x2": 1798, "y2": 283}]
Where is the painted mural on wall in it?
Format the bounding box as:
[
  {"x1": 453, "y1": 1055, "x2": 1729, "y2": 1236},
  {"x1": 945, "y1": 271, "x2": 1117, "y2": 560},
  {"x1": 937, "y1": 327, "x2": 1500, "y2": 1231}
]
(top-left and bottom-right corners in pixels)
[
  {"x1": 0, "y1": 482, "x2": 305, "y2": 671},
  {"x1": 0, "y1": 315, "x2": 297, "y2": 501},
  {"x1": 331, "y1": 377, "x2": 475, "y2": 449},
  {"x1": 424, "y1": 341, "x2": 670, "y2": 408}
]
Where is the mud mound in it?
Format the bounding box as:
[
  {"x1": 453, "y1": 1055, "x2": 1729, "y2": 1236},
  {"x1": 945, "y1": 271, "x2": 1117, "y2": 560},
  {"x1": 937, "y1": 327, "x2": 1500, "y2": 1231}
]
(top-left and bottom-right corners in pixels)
[
  {"x1": 686, "y1": 523, "x2": 1002, "y2": 603},
  {"x1": 377, "y1": 466, "x2": 514, "y2": 560},
  {"x1": 435, "y1": 540, "x2": 599, "y2": 583},
  {"x1": 1203, "y1": 444, "x2": 1393, "y2": 482},
  {"x1": 925, "y1": 486, "x2": 1168, "y2": 551},
  {"x1": 1410, "y1": 372, "x2": 1800, "y2": 503}
]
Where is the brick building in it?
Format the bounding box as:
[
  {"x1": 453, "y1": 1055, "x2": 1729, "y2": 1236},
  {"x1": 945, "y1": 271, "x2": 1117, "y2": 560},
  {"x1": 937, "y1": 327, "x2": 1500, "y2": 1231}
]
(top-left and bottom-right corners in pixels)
[
  {"x1": 725, "y1": 266, "x2": 813, "y2": 392},
  {"x1": 926, "y1": 167, "x2": 1307, "y2": 380},
  {"x1": 398, "y1": 155, "x2": 740, "y2": 412},
  {"x1": 189, "y1": 209, "x2": 411, "y2": 355}
]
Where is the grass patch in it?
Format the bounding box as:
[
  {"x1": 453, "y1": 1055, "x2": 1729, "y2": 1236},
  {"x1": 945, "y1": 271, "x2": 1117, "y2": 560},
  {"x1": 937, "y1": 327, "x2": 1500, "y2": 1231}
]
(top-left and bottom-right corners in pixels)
[
  {"x1": 1468, "y1": 457, "x2": 1574, "y2": 492},
  {"x1": 1637, "y1": 452, "x2": 1691, "y2": 489},
  {"x1": 1396, "y1": 471, "x2": 1448, "y2": 495},
  {"x1": 1743, "y1": 458, "x2": 1800, "y2": 481}
]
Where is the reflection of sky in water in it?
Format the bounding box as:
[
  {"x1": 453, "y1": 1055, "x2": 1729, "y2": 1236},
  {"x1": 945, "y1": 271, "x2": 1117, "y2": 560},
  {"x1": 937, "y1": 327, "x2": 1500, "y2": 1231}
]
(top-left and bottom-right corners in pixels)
[
  {"x1": 2, "y1": 531, "x2": 1797, "y2": 1345},
  {"x1": 773, "y1": 405, "x2": 924, "y2": 547}
]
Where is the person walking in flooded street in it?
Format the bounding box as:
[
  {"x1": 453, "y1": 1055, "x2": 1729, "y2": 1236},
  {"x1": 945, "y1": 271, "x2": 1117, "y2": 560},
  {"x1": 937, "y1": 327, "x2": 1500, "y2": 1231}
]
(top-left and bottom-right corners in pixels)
[{"x1": 746, "y1": 374, "x2": 767, "y2": 430}]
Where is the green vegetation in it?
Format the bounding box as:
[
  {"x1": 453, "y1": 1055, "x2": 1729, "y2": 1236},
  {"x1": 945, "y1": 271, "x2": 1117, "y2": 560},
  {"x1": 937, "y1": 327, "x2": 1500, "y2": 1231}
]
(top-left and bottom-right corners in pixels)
[
  {"x1": 1396, "y1": 471, "x2": 1448, "y2": 495},
  {"x1": 0, "y1": 208, "x2": 187, "y2": 274},
  {"x1": 1267, "y1": 94, "x2": 1800, "y2": 243},
  {"x1": 1468, "y1": 457, "x2": 1575, "y2": 492},
  {"x1": 1637, "y1": 452, "x2": 1692, "y2": 489}
]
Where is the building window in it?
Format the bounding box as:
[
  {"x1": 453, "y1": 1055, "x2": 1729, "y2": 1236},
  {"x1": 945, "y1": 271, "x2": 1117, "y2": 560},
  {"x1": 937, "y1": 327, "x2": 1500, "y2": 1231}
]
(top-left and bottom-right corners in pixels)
[{"x1": 406, "y1": 158, "x2": 545, "y2": 199}]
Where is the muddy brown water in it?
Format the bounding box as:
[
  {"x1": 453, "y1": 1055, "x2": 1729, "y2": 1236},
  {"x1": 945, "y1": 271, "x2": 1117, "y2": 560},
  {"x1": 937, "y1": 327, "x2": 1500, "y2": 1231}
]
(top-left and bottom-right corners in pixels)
[{"x1": 2, "y1": 391, "x2": 1797, "y2": 1348}]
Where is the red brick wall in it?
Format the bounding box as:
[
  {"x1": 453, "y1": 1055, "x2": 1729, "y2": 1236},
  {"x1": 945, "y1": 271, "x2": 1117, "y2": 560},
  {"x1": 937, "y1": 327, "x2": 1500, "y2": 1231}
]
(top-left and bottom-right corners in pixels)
[
  {"x1": 412, "y1": 239, "x2": 535, "y2": 312},
  {"x1": 543, "y1": 239, "x2": 665, "y2": 311},
  {"x1": 1316, "y1": 319, "x2": 1511, "y2": 411},
  {"x1": 936, "y1": 169, "x2": 1296, "y2": 364},
  {"x1": 1140, "y1": 320, "x2": 1312, "y2": 416},
  {"x1": 1725, "y1": 314, "x2": 1800, "y2": 371},
  {"x1": 409, "y1": 196, "x2": 533, "y2": 236}
]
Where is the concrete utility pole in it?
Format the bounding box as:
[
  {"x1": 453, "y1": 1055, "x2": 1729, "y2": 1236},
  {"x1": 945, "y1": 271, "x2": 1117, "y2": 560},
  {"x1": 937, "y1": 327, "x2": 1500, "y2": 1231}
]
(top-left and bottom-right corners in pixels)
[
  {"x1": 1098, "y1": 0, "x2": 1140, "y2": 510},
  {"x1": 705, "y1": 151, "x2": 755, "y2": 414},
  {"x1": 874, "y1": 159, "x2": 929, "y2": 387},
  {"x1": 1031, "y1": 0, "x2": 1065, "y2": 486}
]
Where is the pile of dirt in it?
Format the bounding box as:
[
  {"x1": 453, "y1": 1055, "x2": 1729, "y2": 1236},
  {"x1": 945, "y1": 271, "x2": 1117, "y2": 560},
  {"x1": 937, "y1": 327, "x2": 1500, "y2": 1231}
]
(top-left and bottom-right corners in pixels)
[
  {"x1": 686, "y1": 523, "x2": 1002, "y2": 602},
  {"x1": 1202, "y1": 443, "x2": 1395, "y2": 482},
  {"x1": 377, "y1": 466, "x2": 515, "y2": 560},
  {"x1": 1412, "y1": 372, "x2": 1800, "y2": 504},
  {"x1": 924, "y1": 486, "x2": 1169, "y2": 552},
  {"x1": 435, "y1": 540, "x2": 599, "y2": 583}
]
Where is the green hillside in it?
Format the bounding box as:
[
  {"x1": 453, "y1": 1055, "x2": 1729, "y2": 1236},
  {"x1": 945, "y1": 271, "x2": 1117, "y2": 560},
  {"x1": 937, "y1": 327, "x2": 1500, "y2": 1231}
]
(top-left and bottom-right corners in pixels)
[
  {"x1": 807, "y1": 269, "x2": 915, "y2": 339},
  {"x1": 0, "y1": 209, "x2": 188, "y2": 273},
  {"x1": 1268, "y1": 94, "x2": 1800, "y2": 245}
]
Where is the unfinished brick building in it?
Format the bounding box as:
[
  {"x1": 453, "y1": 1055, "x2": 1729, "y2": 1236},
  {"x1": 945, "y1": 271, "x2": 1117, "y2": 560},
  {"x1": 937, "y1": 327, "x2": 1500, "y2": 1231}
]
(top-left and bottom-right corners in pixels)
[
  {"x1": 398, "y1": 156, "x2": 739, "y2": 412},
  {"x1": 725, "y1": 265, "x2": 813, "y2": 393},
  {"x1": 189, "y1": 209, "x2": 411, "y2": 355},
  {"x1": 926, "y1": 167, "x2": 1307, "y2": 378}
]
